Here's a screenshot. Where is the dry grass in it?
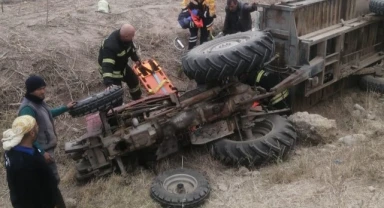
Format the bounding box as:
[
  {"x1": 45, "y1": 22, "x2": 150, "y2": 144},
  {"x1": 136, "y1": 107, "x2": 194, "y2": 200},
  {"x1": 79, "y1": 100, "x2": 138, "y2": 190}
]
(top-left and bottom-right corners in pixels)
[{"x1": 1, "y1": 0, "x2": 384, "y2": 208}]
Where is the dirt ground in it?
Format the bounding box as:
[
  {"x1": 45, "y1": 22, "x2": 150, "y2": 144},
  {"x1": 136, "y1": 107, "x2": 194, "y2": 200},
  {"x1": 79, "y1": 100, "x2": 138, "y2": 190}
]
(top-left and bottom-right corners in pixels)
[{"x1": 1, "y1": 0, "x2": 384, "y2": 208}]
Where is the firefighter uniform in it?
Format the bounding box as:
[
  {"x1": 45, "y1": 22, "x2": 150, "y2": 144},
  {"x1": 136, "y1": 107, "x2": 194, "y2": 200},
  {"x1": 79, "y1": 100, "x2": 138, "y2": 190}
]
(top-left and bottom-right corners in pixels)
[
  {"x1": 98, "y1": 29, "x2": 142, "y2": 100},
  {"x1": 181, "y1": 0, "x2": 216, "y2": 49},
  {"x1": 246, "y1": 69, "x2": 290, "y2": 109}
]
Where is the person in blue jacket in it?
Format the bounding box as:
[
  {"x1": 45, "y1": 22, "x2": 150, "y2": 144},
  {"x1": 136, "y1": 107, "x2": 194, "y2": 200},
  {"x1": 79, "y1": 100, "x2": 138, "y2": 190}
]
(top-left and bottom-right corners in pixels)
[{"x1": 2, "y1": 115, "x2": 59, "y2": 208}]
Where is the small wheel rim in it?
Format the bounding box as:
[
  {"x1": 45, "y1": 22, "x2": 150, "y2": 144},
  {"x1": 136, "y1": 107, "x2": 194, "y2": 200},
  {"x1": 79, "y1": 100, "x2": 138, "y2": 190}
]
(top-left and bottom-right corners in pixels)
[
  {"x1": 162, "y1": 173, "x2": 198, "y2": 194},
  {"x1": 203, "y1": 38, "x2": 248, "y2": 54}
]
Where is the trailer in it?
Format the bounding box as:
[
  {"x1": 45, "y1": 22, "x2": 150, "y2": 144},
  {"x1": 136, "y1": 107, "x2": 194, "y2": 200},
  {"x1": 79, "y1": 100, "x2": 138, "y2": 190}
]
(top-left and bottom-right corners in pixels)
[{"x1": 257, "y1": 0, "x2": 384, "y2": 110}]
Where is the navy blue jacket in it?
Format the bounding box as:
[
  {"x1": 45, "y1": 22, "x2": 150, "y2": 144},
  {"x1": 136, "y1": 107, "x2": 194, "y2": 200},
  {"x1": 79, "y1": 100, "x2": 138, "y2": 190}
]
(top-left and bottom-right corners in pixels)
[
  {"x1": 223, "y1": 2, "x2": 257, "y2": 35},
  {"x1": 4, "y1": 146, "x2": 58, "y2": 208}
]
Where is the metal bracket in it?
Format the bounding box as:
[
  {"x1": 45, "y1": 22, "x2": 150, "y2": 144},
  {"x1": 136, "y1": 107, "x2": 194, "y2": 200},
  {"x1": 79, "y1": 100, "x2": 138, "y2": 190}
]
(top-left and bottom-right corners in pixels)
[
  {"x1": 190, "y1": 120, "x2": 235, "y2": 145},
  {"x1": 263, "y1": 54, "x2": 280, "y2": 67},
  {"x1": 242, "y1": 108, "x2": 291, "y2": 118},
  {"x1": 115, "y1": 156, "x2": 127, "y2": 177},
  {"x1": 99, "y1": 110, "x2": 112, "y2": 136}
]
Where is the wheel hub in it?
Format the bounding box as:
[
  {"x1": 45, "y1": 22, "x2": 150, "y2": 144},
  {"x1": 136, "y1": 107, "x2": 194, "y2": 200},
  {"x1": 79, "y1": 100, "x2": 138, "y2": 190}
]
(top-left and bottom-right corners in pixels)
[
  {"x1": 162, "y1": 173, "x2": 198, "y2": 194},
  {"x1": 176, "y1": 183, "x2": 185, "y2": 194},
  {"x1": 203, "y1": 39, "x2": 247, "y2": 54}
]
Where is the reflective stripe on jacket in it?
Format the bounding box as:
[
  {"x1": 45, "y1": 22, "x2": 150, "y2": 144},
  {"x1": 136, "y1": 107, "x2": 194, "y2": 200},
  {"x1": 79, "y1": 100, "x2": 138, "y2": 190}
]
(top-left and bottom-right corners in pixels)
[
  {"x1": 182, "y1": 0, "x2": 216, "y2": 17},
  {"x1": 97, "y1": 29, "x2": 140, "y2": 85}
]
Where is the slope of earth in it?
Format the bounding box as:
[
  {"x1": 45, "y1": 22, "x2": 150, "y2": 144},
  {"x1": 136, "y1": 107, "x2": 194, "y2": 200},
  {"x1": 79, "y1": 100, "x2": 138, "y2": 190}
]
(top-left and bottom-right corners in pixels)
[{"x1": 1, "y1": 0, "x2": 384, "y2": 208}]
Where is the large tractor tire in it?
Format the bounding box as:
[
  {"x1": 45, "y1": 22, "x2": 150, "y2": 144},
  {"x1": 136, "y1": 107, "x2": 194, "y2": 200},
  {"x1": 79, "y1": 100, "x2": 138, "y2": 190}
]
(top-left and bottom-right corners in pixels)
[
  {"x1": 370, "y1": 0, "x2": 384, "y2": 15},
  {"x1": 359, "y1": 74, "x2": 384, "y2": 93},
  {"x1": 69, "y1": 86, "x2": 124, "y2": 117},
  {"x1": 150, "y1": 168, "x2": 210, "y2": 208},
  {"x1": 210, "y1": 115, "x2": 297, "y2": 166},
  {"x1": 182, "y1": 31, "x2": 275, "y2": 84}
]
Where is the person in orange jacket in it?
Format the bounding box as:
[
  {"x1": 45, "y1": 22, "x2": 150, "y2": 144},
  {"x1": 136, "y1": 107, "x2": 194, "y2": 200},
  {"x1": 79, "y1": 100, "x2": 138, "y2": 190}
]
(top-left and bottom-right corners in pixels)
[{"x1": 180, "y1": 0, "x2": 216, "y2": 50}]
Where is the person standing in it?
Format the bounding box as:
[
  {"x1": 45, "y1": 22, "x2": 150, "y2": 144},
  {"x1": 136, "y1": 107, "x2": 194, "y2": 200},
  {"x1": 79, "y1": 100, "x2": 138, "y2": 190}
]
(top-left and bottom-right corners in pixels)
[
  {"x1": 18, "y1": 75, "x2": 75, "y2": 208},
  {"x1": 223, "y1": 0, "x2": 257, "y2": 35},
  {"x1": 181, "y1": 0, "x2": 216, "y2": 50},
  {"x1": 2, "y1": 115, "x2": 59, "y2": 208},
  {"x1": 98, "y1": 24, "x2": 143, "y2": 100}
]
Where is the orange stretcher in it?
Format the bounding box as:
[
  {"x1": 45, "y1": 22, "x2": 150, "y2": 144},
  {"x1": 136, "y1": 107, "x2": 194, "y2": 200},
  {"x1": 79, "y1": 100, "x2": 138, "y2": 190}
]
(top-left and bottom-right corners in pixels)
[{"x1": 133, "y1": 59, "x2": 176, "y2": 95}]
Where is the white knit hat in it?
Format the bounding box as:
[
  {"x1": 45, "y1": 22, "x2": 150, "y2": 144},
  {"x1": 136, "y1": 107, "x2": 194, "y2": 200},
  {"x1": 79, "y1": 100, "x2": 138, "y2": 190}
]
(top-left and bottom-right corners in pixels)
[{"x1": 2, "y1": 115, "x2": 36, "y2": 150}]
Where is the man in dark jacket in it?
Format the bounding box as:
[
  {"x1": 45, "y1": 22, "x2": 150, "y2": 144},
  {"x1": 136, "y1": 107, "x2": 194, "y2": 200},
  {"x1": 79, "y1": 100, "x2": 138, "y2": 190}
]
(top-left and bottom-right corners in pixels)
[
  {"x1": 18, "y1": 75, "x2": 75, "y2": 208},
  {"x1": 223, "y1": 0, "x2": 257, "y2": 35},
  {"x1": 3, "y1": 115, "x2": 59, "y2": 208},
  {"x1": 98, "y1": 24, "x2": 142, "y2": 100}
]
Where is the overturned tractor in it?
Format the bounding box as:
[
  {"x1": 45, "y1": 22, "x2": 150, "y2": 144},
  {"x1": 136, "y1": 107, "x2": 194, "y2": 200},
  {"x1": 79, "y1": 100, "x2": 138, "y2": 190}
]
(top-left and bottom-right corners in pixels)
[
  {"x1": 65, "y1": 0, "x2": 384, "y2": 185},
  {"x1": 65, "y1": 78, "x2": 298, "y2": 181},
  {"x1": 65, "y1": 30, "x2": 304, "y2": 182}
]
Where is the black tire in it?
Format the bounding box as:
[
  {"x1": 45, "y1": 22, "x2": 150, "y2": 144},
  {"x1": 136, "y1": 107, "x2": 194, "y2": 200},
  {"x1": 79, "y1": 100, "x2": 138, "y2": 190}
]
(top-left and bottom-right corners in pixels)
[
  {"x1": 69, "y1": 86, "x2": 124, "y2": 117},
  {"x1": 150, "y1": 168, "x2": 210, "y2": 208},
  {"x1": 182, "y1": 31, "x2": 275, "y2": 83},
  {"x1": 359, "y1": 74, "x2": 384, "y2": 93},
  {"x1": 370, "y1": 0, "x2": 384, "y2": 15},
  {"x1": 210, "y1": 115, "x2": 296, "y2": 166}
]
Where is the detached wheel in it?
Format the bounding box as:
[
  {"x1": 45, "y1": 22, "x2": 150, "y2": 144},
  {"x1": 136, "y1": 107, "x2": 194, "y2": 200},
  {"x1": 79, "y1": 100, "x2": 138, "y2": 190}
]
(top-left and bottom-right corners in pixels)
[
  {"x1": 69, "y1": 86, "x2": 124, "y2": 117},
  {"x1": 370, "y1": 0, "x2": 384, "y2": 15},
  {"x1": 182, "y1": 31, "x2": 275, "y2": 83},
  {"x1": 359, "y1": 74, "x2": 384, "y2": 93},
  {"x1": 211, "y1": 115, "x2": 297, "y2": 166},
  {"x1": 150, "y1": 168, "x2": 210, "y2": 208}
]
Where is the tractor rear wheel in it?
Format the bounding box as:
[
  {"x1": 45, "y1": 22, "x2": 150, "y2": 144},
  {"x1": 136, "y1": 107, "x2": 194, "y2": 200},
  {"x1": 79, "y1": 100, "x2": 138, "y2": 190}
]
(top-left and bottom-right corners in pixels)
[
  {"x1": 359, "y1": 74, "x2": 384, "y2": 93},
  {"x1": 182, "y1": 31, "x2": 275, "y2": 84},
  {"x1": 370, "y1": 0, "x2": 384, "y2": 15},
  {"x1": 210, "y1": 115, "x2": 297, "y2": 166}
]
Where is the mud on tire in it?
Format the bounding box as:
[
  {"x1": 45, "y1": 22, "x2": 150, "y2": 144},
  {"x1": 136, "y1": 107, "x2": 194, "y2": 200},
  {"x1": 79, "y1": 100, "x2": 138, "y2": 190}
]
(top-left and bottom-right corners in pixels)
[
  {"x1": 210, "y1": 115, "x2": 297, "y2": 166},
  {"x1": 69, "y1": 86, "x2": 124, "y2": 117},
  {"x1": 359, "y1": 74, "x2": 384, "y2": 93},
  {"x1": 370, "y1": 0, "x2": 384, "y2": 15},
  {"x1": 181, "y1": 31, "x2": 275, "y2": 84},
  {"x1": 150, "y1": 168, "x2": 210, "y2": 208}
]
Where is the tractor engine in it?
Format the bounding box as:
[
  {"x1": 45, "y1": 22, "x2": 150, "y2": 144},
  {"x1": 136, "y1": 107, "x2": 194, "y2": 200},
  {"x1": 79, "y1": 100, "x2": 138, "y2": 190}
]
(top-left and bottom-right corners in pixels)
[
  {"x1": 64, "y1": 82, "x2": 259, "y2": 180},
  {"x1": 99, "y1": 82, "x2": 256, "y2": 157},
  {"x1": 101, "y1": 122, "x2": 161, "y2": 157}
]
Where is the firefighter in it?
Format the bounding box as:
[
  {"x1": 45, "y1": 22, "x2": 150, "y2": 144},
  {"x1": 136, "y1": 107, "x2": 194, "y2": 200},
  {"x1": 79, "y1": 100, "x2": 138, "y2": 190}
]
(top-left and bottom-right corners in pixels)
[
  {"x1": 223, "y1": 0, "x2": 257, "y2": 35},
  {"x1": 180, "y1": 0, "x2": 216, "y2": 50},
  {"x1": 98, "y1": 24, "x2": 142, "y2": 100},
  {"x1": 245, "y1": 69, "x2": 290, "y2": 109}
]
